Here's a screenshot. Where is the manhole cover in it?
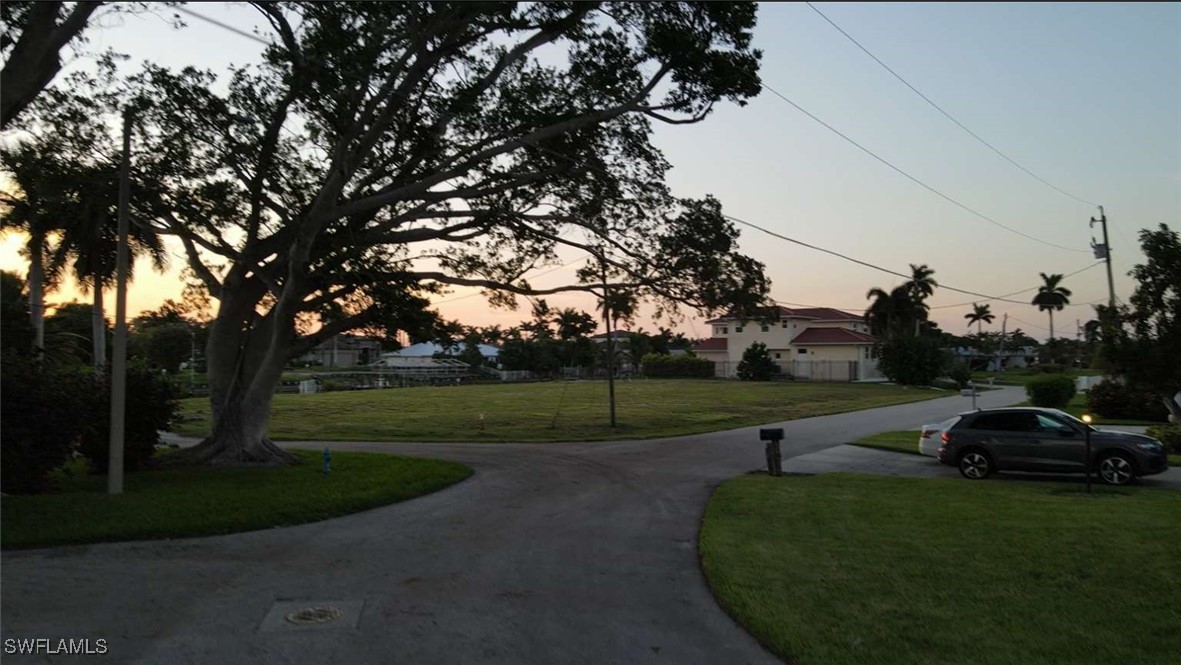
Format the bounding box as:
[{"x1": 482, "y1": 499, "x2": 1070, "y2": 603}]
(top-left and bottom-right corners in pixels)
[{"x1": 285, "y1": 606, "x2": 345, "y2": 625}]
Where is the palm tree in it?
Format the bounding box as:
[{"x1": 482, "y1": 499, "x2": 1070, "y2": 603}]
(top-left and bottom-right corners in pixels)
[
  {"x1": 0, "y1": 139, "x2": 70, "y2": 356},
  {"x1": 1031, "y1": 272, "x2": 1072, "y2": 340},
  {"x1": 865, "y1": 284, "x2": 927, "y2": 338},
  {"x1": 50, "y1": 161, "x2": 167, "y2": 368},
  {"x1": 964, "y1": 303, "x2": 995, "y2": 335},
  {"x1": 905, "y1": 263, "x2": 939, "y2": 302}
]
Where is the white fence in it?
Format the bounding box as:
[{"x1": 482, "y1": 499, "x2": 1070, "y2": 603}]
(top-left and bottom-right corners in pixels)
[{"x1": 710, "y1": 360, "x2": 882, "y2": 382}]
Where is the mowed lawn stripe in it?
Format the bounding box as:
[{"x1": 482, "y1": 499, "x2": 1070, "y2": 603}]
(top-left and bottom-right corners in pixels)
[{"x1": 175, "y1": 380, "x2": 943, "y2": 442}]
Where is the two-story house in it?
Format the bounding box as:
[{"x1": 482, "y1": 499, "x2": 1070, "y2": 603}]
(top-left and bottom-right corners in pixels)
[{"x1": 692, "y1": 306, "x2": 880, "y2": 381}]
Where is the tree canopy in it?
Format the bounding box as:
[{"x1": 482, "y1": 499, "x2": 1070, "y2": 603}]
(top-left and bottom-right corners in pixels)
[{"x1": 4, "y1": 2, "x2": 772, "y2": 463}]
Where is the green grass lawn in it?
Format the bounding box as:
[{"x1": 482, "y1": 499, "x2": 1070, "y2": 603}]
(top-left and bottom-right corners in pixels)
[
  {"x1": 700, "y1": 474, "x2": 1181, "y2": 665},
  {"x1": 174, "y1": 380, "x2": 944, "y2": 443},
  {"x1": 0, "y1": 450, "x2": 471, "y2": 550},
  {"x1": 846, "y1": 430, "x2": 923, "y2": 455}
]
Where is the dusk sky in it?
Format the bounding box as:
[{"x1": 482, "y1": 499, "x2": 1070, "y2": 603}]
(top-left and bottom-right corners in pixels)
[{"x1": 3, "y1": 2, "x2": 1178, "y2": 342}]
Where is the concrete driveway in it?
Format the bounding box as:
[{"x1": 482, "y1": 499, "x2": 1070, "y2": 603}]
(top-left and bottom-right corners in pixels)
[{"x1": 6, "y1": 385, "x2": 1164, "y2": 664}]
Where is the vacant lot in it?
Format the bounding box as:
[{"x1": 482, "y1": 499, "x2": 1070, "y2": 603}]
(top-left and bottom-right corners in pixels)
[
  {"x1": 175, "y1": 380, "x2": 942, "y2": 442},
  {"x1": 700, "y1": 474, "x2": 1181, "y2": 665}
]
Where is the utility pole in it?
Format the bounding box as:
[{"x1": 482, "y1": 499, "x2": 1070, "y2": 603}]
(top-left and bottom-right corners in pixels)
[
  {"x1": 1090, "y1": 206, "x2": 1117, "y2": 309},
  {"x1": 996, "y1": 313, "x2": 1007, "y2": 372},
  {"x1": 108, "y1": 108, "x2": 133, "y2": 495}
]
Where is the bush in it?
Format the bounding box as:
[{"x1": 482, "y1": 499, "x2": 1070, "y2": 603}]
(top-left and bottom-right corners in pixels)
[
  {"x1": 737, "y1": 343, "x2": 777, "y2": 381},
  {"x1": 0, "y1": 353, "x2": 97, "y2": 493},
  {"x1": 1146, "y1": 425, "x2": 1181, "y2": 455},
  {"x1": 1086, "y1": 379, "x2": 1169, "y2": 422},
  {"x1": 948, "y1": 361, "x2": 973, "y2": 389},
  {"x1": 877, "y1": 335, "x2": 949, "y2": 386},
  {"x1": 1025, "y1": 374, "x2": 1076, "y2": 409},
  {"x1": 640, "y1": 353, "x2": 714, "y2": 378},
  {"x1": 78, "y1": 362, "x2": 179, "y2": 474}
]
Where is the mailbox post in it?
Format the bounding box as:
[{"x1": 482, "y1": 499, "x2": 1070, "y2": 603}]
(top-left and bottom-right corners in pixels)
[
  {"x1": 760, "y1": 428, "x2": 785, "y2": 477},
  {"x1": 961, "y1": 381, "x2": 978, "y2": 410}
]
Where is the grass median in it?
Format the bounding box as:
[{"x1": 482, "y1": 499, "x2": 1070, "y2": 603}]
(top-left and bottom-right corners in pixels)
[
  {"x1": 700, "y1": 474, "x2": 1181, "y2": 665},
  {"x1": 174, "y1": 380, "x2": 943, "y2": 442},
  {"x1": 1, "y1": 450, "x2": 472, "y2": 550}
]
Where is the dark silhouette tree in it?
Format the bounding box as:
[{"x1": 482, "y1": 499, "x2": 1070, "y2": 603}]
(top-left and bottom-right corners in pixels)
[
  {"x1": 1031, "y1": 272, "x2": 1072, "y2": 340},
  {"x1": 964, "y1": 303, "x2": 995, "y2": 335}
]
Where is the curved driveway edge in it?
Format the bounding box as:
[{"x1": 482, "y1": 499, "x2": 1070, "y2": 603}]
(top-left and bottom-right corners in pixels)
[{"x1": 1, "y1": 386, "x2": 1027, "y2": 665}]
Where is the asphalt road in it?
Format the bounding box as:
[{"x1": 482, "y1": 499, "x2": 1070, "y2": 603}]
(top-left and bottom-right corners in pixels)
[{"x1": 1, "y1": 386, "x2": 1039, "y2": 664}]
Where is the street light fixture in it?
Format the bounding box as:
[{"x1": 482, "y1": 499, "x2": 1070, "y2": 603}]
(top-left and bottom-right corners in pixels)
[{"x1": 1081, "y1": 414, "x2": 1093, "y2": 493}]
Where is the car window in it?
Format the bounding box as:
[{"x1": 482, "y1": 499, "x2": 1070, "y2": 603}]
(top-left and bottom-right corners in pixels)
[
  {"x1": 1035, "y1": 414, "x2": 1071, "y2": 431},
  {"x1": 970, "y1": 412, "x2": 1038, "y2": 432}
]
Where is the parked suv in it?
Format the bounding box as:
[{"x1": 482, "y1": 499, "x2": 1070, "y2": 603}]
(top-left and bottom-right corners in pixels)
[{"x1": 936, "y1": 407, "x2": 1168, "y2": 485}]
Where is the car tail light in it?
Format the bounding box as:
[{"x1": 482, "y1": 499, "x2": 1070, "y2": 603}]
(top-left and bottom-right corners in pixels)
[
  {"x1": 921, "y1": 429, "x2": 937, "y2": 439},
  {"x1": 941, "y1": 431, "x2": 952, "y2": 444}
]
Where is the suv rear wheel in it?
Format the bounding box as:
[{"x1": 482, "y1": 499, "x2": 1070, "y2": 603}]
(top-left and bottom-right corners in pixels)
[
  {"x1": 958, "y1": 449, "x2": 993, "y2": 480},
  {"x1": 1097, "y1": 453, "x2": 1136, "y2": 486}
]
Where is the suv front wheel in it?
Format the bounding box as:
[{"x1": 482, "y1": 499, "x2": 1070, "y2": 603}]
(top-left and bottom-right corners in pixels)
[
  {"x1": 1097, "y1": 453, "x2": 1136, "y2": 486},
  {"x1": 958, "y1": 449, "x2": 993, "y2": 480}
]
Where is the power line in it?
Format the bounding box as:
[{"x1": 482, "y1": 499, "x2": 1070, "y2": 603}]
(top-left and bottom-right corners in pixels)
[
  {"x1": 174, "y1": 5, "x2": 272, "y2": 46},
  {"x1": 928, "y1": 261, "x2": 1103, "y2": 309},
  {"x1": 723, "y1": 212, "x2": 1077, "y2": 304},
  {"x1": 804, "y1": 2, "x2": 1096, "y2": 207},
  {"x1": 173, "y1": 5, "x2": 1094, "y2": 303},
  {"x1": 758, "y1": 82, "x2": 1088, "y2": 254}
]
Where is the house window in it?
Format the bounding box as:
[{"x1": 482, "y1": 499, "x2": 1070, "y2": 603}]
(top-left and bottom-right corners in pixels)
[
  {"x1": 722, "y1": 326, "x2": 728, "y2": 334},
  {"x1": 798, "y1": 348, "x2": 807, "y2": 355},
  {"x1": 775, "y1": 352, "x2": 781, "y2": 359},
  {"x1": 863, "y1": 347, "x2": 870, "y2": 359},
  {"x1": 735, "y1": 325, "x2": 744, "y2": 333},
  {"x1": 781, "y1": 320, "x2": 788, "y2": 328},
  {"x1": 760, "y1": 325, "x2": 769, "y2": 332}
]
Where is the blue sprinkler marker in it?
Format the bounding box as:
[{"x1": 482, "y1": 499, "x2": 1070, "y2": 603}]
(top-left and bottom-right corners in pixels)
[{"x1": 322, "y1": 447, "x2": 331, "y2": 475}]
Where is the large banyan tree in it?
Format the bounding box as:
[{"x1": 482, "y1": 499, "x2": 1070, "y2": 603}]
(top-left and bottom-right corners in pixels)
[{"x1": 21, "y1": 2, "x2": 774, "y2": 464}]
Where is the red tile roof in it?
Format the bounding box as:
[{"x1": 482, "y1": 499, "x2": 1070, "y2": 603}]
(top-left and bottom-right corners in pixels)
[
  {"x1": 705, "y1": 306, "x2": 862, "y2": 324},
  {"x1": 790, "y1": 327, "x2": 876, "y2": 345},
  {"x1": 692, "y1": 337, "x2": 729, "y2": 351}
]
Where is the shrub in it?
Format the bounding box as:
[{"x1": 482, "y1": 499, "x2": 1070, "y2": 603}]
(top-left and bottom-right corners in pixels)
[
  {"x1": 78, "y1": 362, "x2": 179, "y2": 474},
  {"x1": 1025, "y1": 374, "x2": 1076, "y2": 409},
  {"x1": 737, "y1": 343, "x2": 777, "y2": 381},
  {"x1": 640, "y1": 353, "x2": 714, "y2": 378},
  {"x1": 948, "y1": 361, "x2": 973, "y2": 389},
  {"x1": 877, "y1": 335, "x2": 949, "y2": 386},
  {"x1": 1085, "y1": 379, "x2": 1169, "y2": 422},
  {"x1": 0, "y1": 353, "x2": 95, "y2": 493},
  {"x1": 1146, "y1": 425, "x2": 1181, "y2": 455}
]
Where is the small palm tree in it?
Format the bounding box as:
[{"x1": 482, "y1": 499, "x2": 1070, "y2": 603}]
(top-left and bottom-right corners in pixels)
[
  {"x1": 905, "y1": 263, "x2": 939, "y2": 302},
  {"x1": 964, "y1": 303, "x2": 995, "y2": 335},
  {"x1": 1031, "y1": 273, "x2": 1072, "y2": 340}
]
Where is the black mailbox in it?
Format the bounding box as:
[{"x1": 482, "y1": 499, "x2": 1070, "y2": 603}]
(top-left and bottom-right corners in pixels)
[{"x1": 760, "y1": 428, "x2": 784, "y2": 442}]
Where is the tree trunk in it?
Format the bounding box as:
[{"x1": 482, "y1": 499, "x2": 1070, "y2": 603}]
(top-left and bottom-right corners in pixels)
[
  {"x1": 1048, "y1": 310, "x2": 1055, "y2": 341},
  {"x1": 170, "y1": 301, "x2": 298, "y2": 467},
  {"x1": 91, "y1": 280, "x2": 106, "y2": 368},
  {"x1": 28, "y1": 232, "x2": 45, "y2": 355}
]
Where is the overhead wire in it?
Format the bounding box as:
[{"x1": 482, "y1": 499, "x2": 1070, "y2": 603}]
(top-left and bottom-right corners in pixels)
[
  {"x1": 167, "y1": 5, "x2": 1103, "y2": 312},
  {"x1": 804, "y1": 2, "x2": 1097, "y2": 207},
  {"x1": 757, "y1": 82, "x2": 1089, "y2": 254}
]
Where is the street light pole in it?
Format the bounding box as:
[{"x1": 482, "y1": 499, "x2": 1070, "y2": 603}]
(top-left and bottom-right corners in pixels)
[
  {"x1": 107, "y1": 108, "x2": 133, "y2": 495},
  {"x1": 1082, "y1": 414, "x2": 1093, "y2": 494}
]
